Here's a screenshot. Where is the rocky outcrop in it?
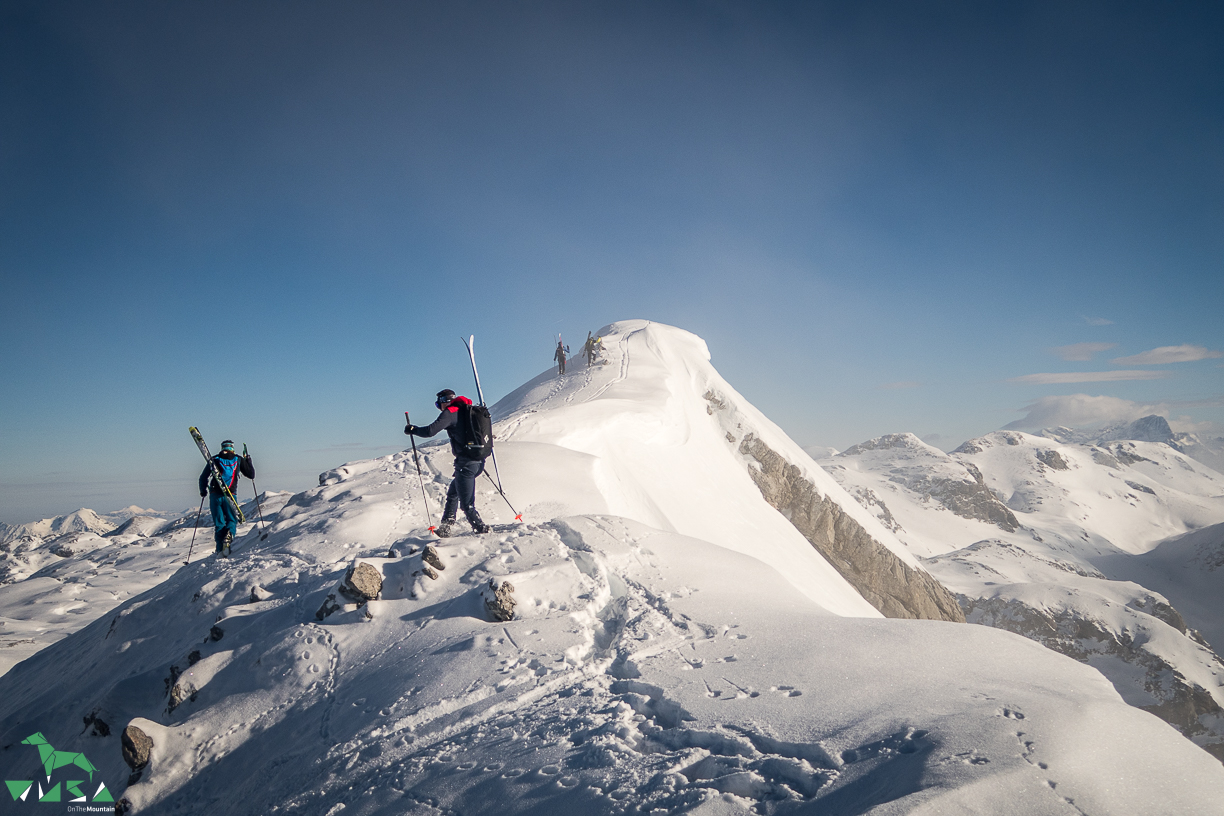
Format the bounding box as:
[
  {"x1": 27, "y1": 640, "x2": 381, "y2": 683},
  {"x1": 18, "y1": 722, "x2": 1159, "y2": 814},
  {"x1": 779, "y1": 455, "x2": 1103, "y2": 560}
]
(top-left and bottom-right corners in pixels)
[
  {"x1": 959, "y1": 594, "x2": 1224, "y2": 763},
  {"x1": 484, "y1": 579, "x2": 516, "y2": 622},
  {"x1": 738, "y1": 435, "x2": 964, "y2": 623},
  {"x1": 122, "y1": 724, "x2": 153, "y2": 784},
  {"x1": 1036, "y1": 449, "x2": 1069, "y2": 471},
  {"x1": 317, "y1": 561, "x2": 386, "y2": 620},
  {"x1": 341, "y1": 562, "x2": 383, "y2": 602}
]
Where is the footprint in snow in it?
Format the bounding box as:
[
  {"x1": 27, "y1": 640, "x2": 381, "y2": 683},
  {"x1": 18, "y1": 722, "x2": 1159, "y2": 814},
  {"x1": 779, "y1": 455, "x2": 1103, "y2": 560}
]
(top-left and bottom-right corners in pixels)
[
  {"x1": 769, "y1": 685, "x2": 803, "y2": 697},
  {"x1": 997, "y1": 707, "x2": 1025, "y2": 720}
]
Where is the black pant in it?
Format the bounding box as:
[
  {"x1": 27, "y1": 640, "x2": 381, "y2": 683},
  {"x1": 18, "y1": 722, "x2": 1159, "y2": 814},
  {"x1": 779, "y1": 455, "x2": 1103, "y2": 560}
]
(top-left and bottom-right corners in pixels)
[{"x1": 443, "y1": 457, "x2": 486, "y2": 519}]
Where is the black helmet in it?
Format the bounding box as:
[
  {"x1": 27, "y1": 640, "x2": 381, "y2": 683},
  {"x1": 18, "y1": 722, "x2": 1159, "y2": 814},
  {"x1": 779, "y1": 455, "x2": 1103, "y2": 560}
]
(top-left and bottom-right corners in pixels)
[{"x1": 435, "y1": 389, "x2": 456, "y2": 409}]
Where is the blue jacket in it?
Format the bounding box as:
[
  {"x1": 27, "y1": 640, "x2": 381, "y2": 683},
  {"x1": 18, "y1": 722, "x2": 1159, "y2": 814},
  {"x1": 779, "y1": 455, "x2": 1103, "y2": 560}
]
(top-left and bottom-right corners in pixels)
[{"x1": 200, "y1": 452, "x2": 255, "y2": 496}]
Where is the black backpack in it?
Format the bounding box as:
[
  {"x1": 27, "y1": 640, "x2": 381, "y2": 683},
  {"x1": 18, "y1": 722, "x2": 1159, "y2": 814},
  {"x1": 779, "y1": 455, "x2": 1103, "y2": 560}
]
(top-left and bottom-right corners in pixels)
[{"x1": 457, "y1": 403, "x2": 493, "y2": 460}]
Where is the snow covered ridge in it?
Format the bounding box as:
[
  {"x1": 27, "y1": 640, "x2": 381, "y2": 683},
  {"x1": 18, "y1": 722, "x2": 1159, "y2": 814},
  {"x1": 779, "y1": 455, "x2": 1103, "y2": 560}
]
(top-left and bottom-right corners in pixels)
[
  {"x1": 2, "y1": 320, "x2": 1224, "y2": 813},
  {"x1": 492, "y1": 320, "x2": 962, "y2": 623},
  {"x1": 821, "y1": 427, "x2": 1224, "y2": 762}
]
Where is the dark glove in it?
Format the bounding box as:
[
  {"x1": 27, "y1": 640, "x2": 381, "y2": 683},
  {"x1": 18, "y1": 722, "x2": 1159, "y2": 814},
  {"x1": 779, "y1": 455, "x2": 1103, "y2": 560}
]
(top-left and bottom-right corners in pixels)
[
  {"x1": 405, "y1": 424, "x2": 416, "y2": 435},
  {"x1": 200, "y1": 490, "x2": 208, "y2": 498}
]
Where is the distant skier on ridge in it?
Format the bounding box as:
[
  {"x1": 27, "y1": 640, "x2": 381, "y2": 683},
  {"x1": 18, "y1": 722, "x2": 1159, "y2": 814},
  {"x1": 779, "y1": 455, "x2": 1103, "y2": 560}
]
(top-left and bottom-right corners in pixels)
[
  {"x1": 405, "y1": 389, "x2": 492, "y2": 537},
  {"x1": 554, "y1": 338, "x2": 568, "y2": 376},
  {"x1": 198, "y1": 440, "x2": 255, "y2": 556}
]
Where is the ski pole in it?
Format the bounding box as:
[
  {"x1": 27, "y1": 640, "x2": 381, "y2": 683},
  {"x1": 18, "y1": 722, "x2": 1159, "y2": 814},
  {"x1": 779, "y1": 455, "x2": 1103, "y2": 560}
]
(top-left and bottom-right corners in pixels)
[
  {"x1": 185, "y1": 494, "x2": 205, "y2": 565},
  {"x1": 244, "y1": 444, "x2": 270, "y2": 540},
  {"x1": 483, "y1": 464, "x2": 522, "y2": 521},
  {"x1": 406, "y1": 411, "x2": 435, "y2": 532}
]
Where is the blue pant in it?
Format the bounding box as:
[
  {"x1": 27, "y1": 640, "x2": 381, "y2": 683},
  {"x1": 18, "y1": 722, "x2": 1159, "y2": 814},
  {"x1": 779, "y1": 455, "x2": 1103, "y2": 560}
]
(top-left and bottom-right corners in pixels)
[
  {"x1": 443, "y1": 457, "x2": 486, "y2": 519},
  {"x1": 210, "y1": 493, "x2": 240, "y2": 549}
]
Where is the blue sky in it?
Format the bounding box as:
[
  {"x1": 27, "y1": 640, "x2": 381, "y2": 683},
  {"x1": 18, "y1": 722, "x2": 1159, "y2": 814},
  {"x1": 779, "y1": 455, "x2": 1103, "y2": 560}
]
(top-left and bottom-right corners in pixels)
[{"x1": 2, "y1": 1, "x2": 1221, "y2": 523}]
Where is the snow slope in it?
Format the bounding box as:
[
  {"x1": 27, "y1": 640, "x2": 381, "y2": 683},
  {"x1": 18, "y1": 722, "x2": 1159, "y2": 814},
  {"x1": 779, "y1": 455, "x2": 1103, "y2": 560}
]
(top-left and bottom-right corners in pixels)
[
  {"x1": 1, "y1": 321, "x2": 1222, "y2": 814},
  {"x1": 819, "y1": 429, "x2": 1224, "y2": 760},
  {"x1": 1097, "y1": 521, "x2": 1224, "y2": 653},
  {"x1": 0, "y1": 494, "x2": 290, "y2": 676}
]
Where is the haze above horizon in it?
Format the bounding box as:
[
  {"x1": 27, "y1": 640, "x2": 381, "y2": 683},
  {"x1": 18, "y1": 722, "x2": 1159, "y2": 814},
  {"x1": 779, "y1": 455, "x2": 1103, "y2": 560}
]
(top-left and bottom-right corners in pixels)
[{"x1": 2, "y1": 1, "x2": 1221, "y2": 523}]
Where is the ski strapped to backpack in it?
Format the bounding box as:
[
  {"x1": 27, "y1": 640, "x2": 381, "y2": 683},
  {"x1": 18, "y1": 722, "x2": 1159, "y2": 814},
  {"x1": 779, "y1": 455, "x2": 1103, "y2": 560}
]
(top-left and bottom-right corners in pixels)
[
  {"x1": 189, "y1": 426, "x2": 245, "y2": 523},
  {"x1": 462, "y1": 335, "x2": 522, "y2": 522}
]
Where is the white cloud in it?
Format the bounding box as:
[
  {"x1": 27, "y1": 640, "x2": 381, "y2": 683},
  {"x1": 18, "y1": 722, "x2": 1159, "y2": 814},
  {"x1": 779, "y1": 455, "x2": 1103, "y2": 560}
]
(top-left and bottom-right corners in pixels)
[
  {"x1": 1004, "y1": 394, "x2": 1161, "y2": 430},
  {"x1": 1111, "y1": 344, "x2": 1224, "y2": 365},
  {"x1": 1083, "y1": 316, "x2": 1114, "y2": 326},
  {"x1": 1050, "y1": 342, "x2": 1116, "y2": 361},
  {"x1": 1008, "y1": 370, "x2": 1169, "y2": 385}
]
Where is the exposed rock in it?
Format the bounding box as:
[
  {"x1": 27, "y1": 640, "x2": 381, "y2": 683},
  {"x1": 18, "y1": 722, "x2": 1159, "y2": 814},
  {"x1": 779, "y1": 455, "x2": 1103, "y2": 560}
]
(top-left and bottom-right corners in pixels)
[
  {"x1": 738, "y1": 434, "x2": 964, "y2": 622},
  {"x1": 340, "y1": 562, "x2": 383, "y2": 602},
  {"x1": 1125, "y1": 480, "x2": 1156, "y2": 496},
  {"x1": 1036, "y1": 449, "x2": 1069, "y2": 471},
  {"x1": 1110, "y1": 443, "x2": 1153, "y2": 466},
  {"x1": 315, "y1": 592, "x2": 342, "y2": 621},
  {"x1": 121, "y1": 724, "x2": 152, "y2": 771},
  {"x1": 82, "y1": 711, "x2": 110, "y2": 737},
  {"x1": 250, "y1": 585, "x2": 273, "y2": 603},
  {"x1": 188, "y1": 650, "x2": 202, "y2": 665},
  {"x1": 920, "y1": 475, "x2": 1020, "y2": 532},
  {"x1": 848, "y1": 487, "x2": 903, "y2": 534},
  {"x1": 422, "y1": 545, "x2": 446, "y2": 572},
  {"x1": 484, "y1": 579, "x2": 516, "y2": 622},
  {"x1": 959, "y1": 594, "x2": 1224, "y2": 763},
  {"x1": 168, "y1": 680, "x2": 197, "y2": 713},
  {"x1": 1091, "y1": 448, "x2": 1122, "y2": 469},
  {"x1": 209, "y1": 625, "x2": 224, "y2": 642}
]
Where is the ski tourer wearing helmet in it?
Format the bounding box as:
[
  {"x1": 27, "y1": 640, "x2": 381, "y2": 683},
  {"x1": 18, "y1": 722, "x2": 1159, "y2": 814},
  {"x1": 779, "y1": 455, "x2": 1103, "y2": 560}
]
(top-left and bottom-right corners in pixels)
[
  {"x1": 198, "y1": 439, "x2": 255, "y2": 555},
  {"x1": 404, "y1": 389, "x2": 490, "y2": 536}
]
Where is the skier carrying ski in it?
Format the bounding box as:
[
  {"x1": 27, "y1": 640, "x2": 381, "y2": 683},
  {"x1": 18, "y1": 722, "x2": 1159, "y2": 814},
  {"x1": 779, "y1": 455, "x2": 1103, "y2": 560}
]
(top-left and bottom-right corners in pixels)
[
  {"x1": 583, "y1": 331, "x2": 603, "y2": 367},
  {"x1": 405, "y1": 389, "x2": 491, "y2": 536},
  {"x1": 554, "y1": 339, "x2": 568, "y2": 375},
  {"x1": 198, "y1": 440, "x2": 254, "y2": 556}
]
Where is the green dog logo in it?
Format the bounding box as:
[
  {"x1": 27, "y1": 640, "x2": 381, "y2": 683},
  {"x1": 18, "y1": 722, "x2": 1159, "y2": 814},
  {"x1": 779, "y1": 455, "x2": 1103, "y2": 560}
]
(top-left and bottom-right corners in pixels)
[
  {"x1": 5, "y1": 732, "x2": 112, "y2": 804},
  {"x1": 20, "y1": 733, "x2": 97, "y2": 782}
]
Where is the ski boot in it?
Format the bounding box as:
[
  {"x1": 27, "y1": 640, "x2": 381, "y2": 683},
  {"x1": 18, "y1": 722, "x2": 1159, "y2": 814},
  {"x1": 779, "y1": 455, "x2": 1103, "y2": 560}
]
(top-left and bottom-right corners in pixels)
[
  {"x1": 222, "y1": 530, "x2": 233, "y2": 558},
  {"x1": 465, "y1": 508, "x2": 491, "y2": 535},
  {"x1": 435, "y1": 516, "x2": 456, "y2": 538}
]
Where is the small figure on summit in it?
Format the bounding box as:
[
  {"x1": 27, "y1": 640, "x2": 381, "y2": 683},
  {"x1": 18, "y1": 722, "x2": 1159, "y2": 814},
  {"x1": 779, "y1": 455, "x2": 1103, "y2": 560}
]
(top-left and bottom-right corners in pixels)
[
  {"x1": 405, "y1": 389, "x2": 492, "y2": 537},
  {"x1": 582, "y1": 332, "x2": 603, "y2": 367},
  {"x1": 198, "y1": 440, "x2": 254, "y2": 556},
  {"x1": 554, "y1": 339, "x2": 569, "y2": 376}
]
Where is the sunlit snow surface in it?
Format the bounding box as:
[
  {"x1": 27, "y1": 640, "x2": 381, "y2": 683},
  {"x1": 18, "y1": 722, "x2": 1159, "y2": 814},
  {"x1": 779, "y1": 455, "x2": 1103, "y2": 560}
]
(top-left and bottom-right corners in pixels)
[{"x1": 1, "y1": 321, "x2": 1222, "y2": 814}]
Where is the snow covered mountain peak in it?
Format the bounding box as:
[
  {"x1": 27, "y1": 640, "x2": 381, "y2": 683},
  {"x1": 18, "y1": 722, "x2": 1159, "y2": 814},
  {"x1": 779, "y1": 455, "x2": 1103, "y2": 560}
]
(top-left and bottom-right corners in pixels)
[{"x1": 2, "y1": 321, "x2": 1223, "y2": 813}]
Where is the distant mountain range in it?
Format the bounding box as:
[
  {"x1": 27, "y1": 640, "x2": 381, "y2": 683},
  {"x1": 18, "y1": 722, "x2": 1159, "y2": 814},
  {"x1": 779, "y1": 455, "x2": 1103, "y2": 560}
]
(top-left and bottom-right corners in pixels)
[
  {"x1": 817, "y1": 421, "x2": 1224, "y2": 761},
  {"x1": 0, "y1": 505, "x2": 189, "y2": 546},
  {"x1": 1037, "y1": 414, "x2": 1224, "y2": 474}
]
